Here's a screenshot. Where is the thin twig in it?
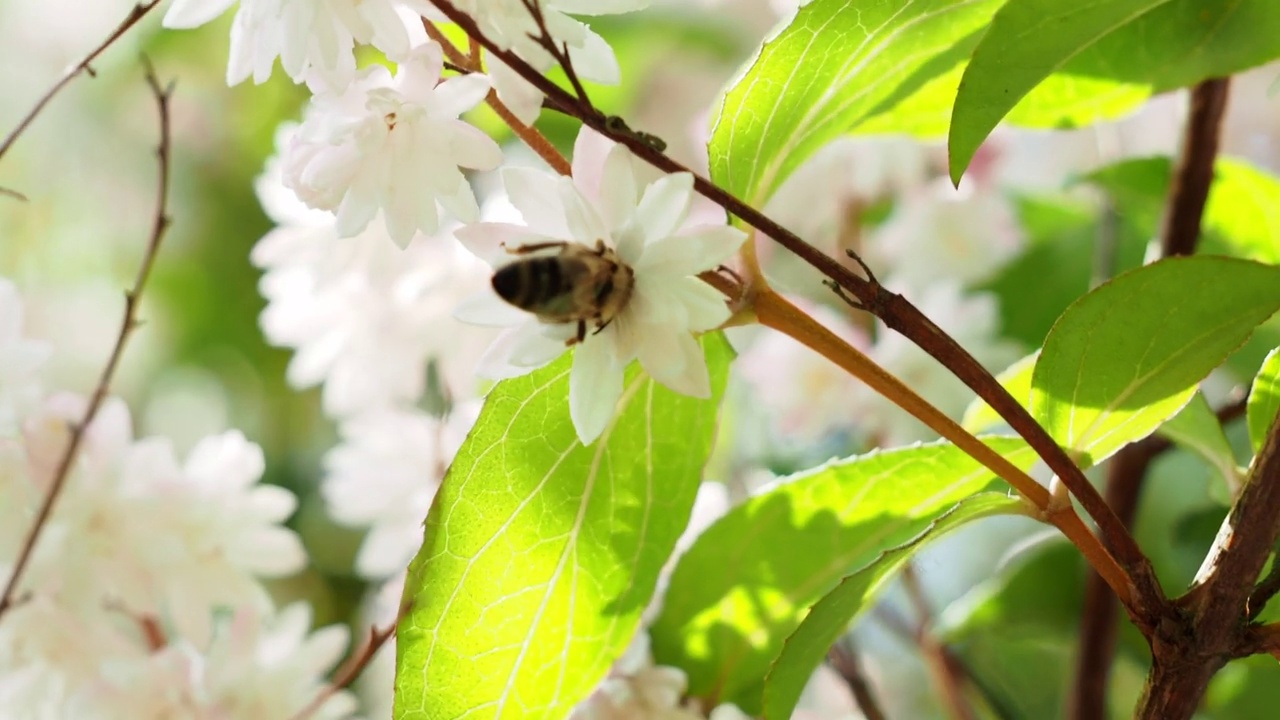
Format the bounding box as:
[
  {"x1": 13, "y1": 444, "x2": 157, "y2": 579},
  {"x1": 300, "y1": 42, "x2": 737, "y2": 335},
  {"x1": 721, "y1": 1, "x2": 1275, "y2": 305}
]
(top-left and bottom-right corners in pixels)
[
  {"x1": 426, "y1": 0, "x2": 1155, "y2": 615},
  {"x1": 289, "y1": 622, "x2": 397, "y2": 720},
  {"x1": 1075, "y1": 77, "x2": 1230, "y2": 720},
  {"x1": 903, "y1": 565, "x2": 975, "y2": 720},
  {"x1": 0, "y1": 186, "x2": 28, "y2": 202},
  {"x1": 0, "y1": 1, "x2": 163, "y2": 163},
  {"x1": 0, "y1": 62, "x2": 174, "y2": 616},
  {"x1": 827, "y1": 640, "x2": 888, "y2": 720}
]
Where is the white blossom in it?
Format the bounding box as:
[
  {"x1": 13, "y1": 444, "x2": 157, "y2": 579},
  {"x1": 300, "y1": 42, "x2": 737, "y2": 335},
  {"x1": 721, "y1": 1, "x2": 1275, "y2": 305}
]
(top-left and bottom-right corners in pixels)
[
  {"x1": 162, "y1": 0, "x2": 433, "y2": 87},
  {"x1": 456, "y1": 128, "x2": 744, "y2": 444},
  {"x1": 6, "y1": 395, "x2": 304, "y2": 643},
  {"x1": 453, "y1": 0, "x2": 647, "y2": 124},
  {"x1": 281, "y1": 42, "x2": 502, "y2": 245},
  {"x1": 321, "y1": 402, "x2": 478, "y2": 577}
]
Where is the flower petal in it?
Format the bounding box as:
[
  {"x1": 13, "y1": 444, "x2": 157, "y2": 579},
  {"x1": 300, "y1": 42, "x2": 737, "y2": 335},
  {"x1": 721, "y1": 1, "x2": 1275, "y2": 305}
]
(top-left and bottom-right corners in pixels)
[
  {"x1": 639, "y1": 329, "x2": 710, "y2": 398},
  {"x1": 475, "y1": 325, "x2": 567, "y2": 380},
  {"x1": 635, "y1": 225, "x2": 747, "y2": 277},
  {"x1": 569, "y1": 337, "x2": 624, "y2": 444},
  {"x1": 162, "y1": 0, "x2": 236, "y2": 29},
  {"x1": 596, "y1": 143, "x2": 639, "y2": 232},
  {"x1": 454, "y1": 222, "x2": 538, "y2": 266},
  {"x1": 454, "y1": 291, "x2": 529, "y2": 327},
  {"x1": 668, "y1": 278, "x2": 732, "y2": 331},
  {"x1": 558, "y1": 180, "x2": 609, "y2": 245},
  {"x1": 430, "y1": 74, "x2": 491, "y2": 119},
  {"x1": 504, "y1": 167, "x2": 570, "y2": 237},
  {"x1": 635, "y1": 173, "x2": 694, "y2": 243}
]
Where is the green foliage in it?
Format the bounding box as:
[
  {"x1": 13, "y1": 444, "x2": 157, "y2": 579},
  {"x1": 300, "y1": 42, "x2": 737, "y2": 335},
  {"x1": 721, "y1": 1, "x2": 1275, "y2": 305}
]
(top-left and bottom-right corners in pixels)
[
  {"x1": 708, "y1": 0, "x2": 1003, "y2": 204},
  {"x1": 1247, "y1": 347, "x2": 1280, "y2": 454},
  {"x1": 1157, "y1": 393, "x2": 1241, "y2": 493},
  {"x1": 761, "y1": 493, "x2": 1025, "y2": 719},
  {"x1": 948, "y1": 0, "x2": 1175, "y2": 182},
  {"x1": 394, "y1": 336, "x2": 732, "y2": 720},
  {"x1": 651, "y1": 438, "x2": 1037, "y2": 712},
  {"x1": 1030, "y1": 257, "x2": 1280, "y2": 467},
  {"x1": 949, "y1": 0, "x2": 1280, "y2": 182}
]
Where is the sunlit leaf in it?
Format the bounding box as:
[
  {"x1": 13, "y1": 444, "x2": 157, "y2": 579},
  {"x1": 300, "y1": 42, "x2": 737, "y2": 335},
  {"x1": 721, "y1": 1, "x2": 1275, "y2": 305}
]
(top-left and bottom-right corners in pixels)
[
  {"x1": 948, "y1": 0, "x2": 1175, "y2": 183},
  {"x1": 963, "y1": 351, "x2": 1038, "y2": 434},
  {"x1": 1031, "y1": 257, "x2": 1280, "y2": 467},
  {"x1": 760, "y1": 493, "x2": 1025, "y2": 719},
  {"x1": 1248, "y1": 347, "x2": 1280, "y2": 455},
  {"x1": 394, "y1": 336, "x2": 732, "y2": 720},
  {"x1": 709, "y1": 0, "x2": 1002, "y2": 204},
  {"x1": 651, "y1": 438, "x2": 1037, "y2": 712}
]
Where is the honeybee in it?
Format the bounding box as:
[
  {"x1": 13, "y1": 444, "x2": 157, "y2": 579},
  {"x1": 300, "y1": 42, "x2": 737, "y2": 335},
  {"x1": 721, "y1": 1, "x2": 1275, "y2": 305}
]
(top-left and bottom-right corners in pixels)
[{"x1": 492, "y1": 240, "x2": 635, "y2": 345}]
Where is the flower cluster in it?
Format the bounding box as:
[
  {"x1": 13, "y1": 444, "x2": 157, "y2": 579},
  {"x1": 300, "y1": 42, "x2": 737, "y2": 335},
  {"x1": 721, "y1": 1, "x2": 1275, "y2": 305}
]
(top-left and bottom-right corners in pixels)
[{"x1": 0, "y1": 281, "x2": 351, "y2": 717}]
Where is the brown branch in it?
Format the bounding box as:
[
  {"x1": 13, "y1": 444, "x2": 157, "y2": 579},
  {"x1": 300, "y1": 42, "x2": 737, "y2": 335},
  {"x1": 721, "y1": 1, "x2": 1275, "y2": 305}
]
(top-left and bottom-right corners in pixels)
[
  {"x1": 1160, "y1": 78, "x2": 1230, "y2": 258},
  {"x1": 1079, "y1": 77, "x2": 1234, "y2": 720},
  {"x1": 0, "y1": 62, "x2": 174, "y2": 616},
  {"x1": 1136, "y1": 406, "x2": 1280, "y2": 718},
  {"x1": 827, "y1": 640, "x2": 888, "y2": 720},
  {"x1": 903, "y1": 565, "x2": 975, "y2": 720},
  {"x1": 425, "y1": 0, "x2": 1157, "y2": 618},
  {"x1": 0, "y1": 1, "x2": 162, "y2": 163},
  {"x1": 289, "y1": 622, "x2": 397, "y2": 720}
]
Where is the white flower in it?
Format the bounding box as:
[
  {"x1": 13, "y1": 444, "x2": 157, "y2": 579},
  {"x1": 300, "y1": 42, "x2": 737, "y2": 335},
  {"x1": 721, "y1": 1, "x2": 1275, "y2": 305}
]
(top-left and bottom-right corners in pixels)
[
  {"x1": 0, "y1": 279, "x2": 52, "y2": 436},
  {"x1": 321, "y1": 403, "x2": 477, "y2": 577},
  {"x1": 867, "y1": 177, "x2": 1023, "y2": 293},
  {"x1": 9, "y1": 395, "x2": 304, "y2": 643},
  {"x1": 456, "y1": 128, "x2": 744, "y2": 444},
  {"x1": 162, "y1": 0, "x2": 433, "y2": 87},
  {"x1": 736, "y1": 299, "x2": 872, "y2": 445},
  {"x1": 252, "y1": 213, "x2": 496, "y2": 417},
  {"x1": 853, "y1": 281, "x2": 1021, "y2": 446},
  {"x1": 281, "y1": 43, "x2": 502, "y2": 245},
  {"x1": 452, "y1": 0, "x2": 647, "y2": 124}
]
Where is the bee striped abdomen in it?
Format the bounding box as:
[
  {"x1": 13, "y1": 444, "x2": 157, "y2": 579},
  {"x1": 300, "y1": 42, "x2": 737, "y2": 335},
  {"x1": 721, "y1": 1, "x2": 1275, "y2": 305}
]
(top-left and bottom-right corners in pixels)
[{"x1": 493, "y1": 257, "x2": 581, "y2": 319}]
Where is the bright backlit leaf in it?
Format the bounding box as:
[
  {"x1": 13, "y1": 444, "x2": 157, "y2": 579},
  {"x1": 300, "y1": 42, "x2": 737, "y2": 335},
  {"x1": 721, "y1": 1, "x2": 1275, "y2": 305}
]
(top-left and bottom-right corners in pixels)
[
  {"x1": 1248, "y1": 347, "x2": 1280, "y2": 455},
  {"x1": 963, "y1": 351, "x2": 1039, "y2": 434},
  {"x1": 650, "y1": 438, "x2": 1037, "y2": 712},
  {"x1": 394, "y1": 336, "x2": 732, "y2": 720},
  {"x1": 1030, "y1": 257, "x2": 1280, "y2": 467},
  {"x1": 709, "y1": 0, "x2": 1002, "y2": 205},
  {"x1": 761, "y1": 492, "x2": 1025, "y2": 719},
  {"x1": 948, "y1": 0, "x2": 1175, "y2": 183}
]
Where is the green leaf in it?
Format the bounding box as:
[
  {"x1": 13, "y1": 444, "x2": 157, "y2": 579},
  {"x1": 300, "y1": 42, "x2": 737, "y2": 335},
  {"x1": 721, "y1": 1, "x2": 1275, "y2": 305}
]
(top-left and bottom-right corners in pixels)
[
  {"x1": 962, "y1": 351, "x2": 1038, "y2": 434},
  {"x1": 709, "y1": 0, "x2": 1003, "y2": 204},
  {"x1": 394, "y1": 336, "x2": 732, "y2": 720},
  {"x1": 948, "y1": 0, "x2": 1175, "y2": 183},
  {"x1": 1157, "y1": 392, "x2": 1242, "y2": 493},
  {"x1": 950, "y1": 0, "x2": 1280, "y2": 183},
  {"x1": 1248, "y1": 347, "x2": 1280, "y2": 454},
  {"x1": 760, "y1": 493, "x2": 1025, "y2": 720},
  {"x1": 650, "y1": 438, "x2": 1038, "y2": 712},
  {"x1": 1030, "y1": 257, "x2": 1280, "y2": 467},
  {"x1": 1082, "y1": 156, "x2": 1280, "y2": 265}
]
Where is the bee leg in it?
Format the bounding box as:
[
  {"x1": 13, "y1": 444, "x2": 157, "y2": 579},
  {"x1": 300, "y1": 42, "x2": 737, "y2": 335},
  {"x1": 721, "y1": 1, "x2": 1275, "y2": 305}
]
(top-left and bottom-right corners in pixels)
[
  {"x1": 508, "y1": 241, "x2": 568, "y2": 255},
  {"x1": 565, "y1": 320, "x2": 587, "y2": 347},
  {"x1": 592, "y1": 317, "x2": 614, "y2": 336}
]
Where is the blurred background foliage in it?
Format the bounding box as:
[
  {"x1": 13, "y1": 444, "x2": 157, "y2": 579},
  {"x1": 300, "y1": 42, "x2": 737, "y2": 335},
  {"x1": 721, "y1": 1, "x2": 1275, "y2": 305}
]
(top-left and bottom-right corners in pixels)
[{"x1": 4, "y1": 0, "x2": 1280, "y2": 716}]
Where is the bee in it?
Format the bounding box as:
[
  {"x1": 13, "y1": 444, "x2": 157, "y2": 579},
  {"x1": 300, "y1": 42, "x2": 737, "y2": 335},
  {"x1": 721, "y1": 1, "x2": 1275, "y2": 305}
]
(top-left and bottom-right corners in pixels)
[{"x1": 492, "y1": 240, "x2": 635, "y2": 345}]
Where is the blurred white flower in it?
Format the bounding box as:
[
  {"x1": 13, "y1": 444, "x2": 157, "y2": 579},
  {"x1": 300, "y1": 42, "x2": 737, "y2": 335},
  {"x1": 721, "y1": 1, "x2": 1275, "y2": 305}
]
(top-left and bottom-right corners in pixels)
[
  {"x1": 571, "y1": 630, "x2": 750, "y2": 720},
  {"x1": 72, "y1": 603, "x2": 356, "y2": 720},
  {"x1": 8, "y1": 395, "x2": 304, "y2": 643},
  {"x1": 162, "y1": 0, "x2": 433, "y2": 87},
  {"x1": 281, "y1": 42, "x2": 502, "y2": 245},
  {"x1": 867, "y1": 177, "x2": 1023, "y2": 292},
  {"x1": 853, "y1": 281, "x2": 1021, "y2": 446},
  {"x1": 737, "y1": 300, "x2": 872, "y2": 445},
  {"x1": 456, "y1": 128, "x2": 744, "y2": 444},
  {"x1": 453, "y1": 0, "x2": 646, "y2": 124},
  {"x1": 253, "y1": 212, "x2": 495, "y2": 417},
  {"x1": 321, "y1": 402, "x2": 477, "y2": 577},
  {"x1": 0, "y1": 280, "x2": 52, "y2": 437}
]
